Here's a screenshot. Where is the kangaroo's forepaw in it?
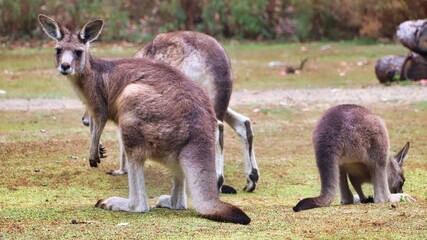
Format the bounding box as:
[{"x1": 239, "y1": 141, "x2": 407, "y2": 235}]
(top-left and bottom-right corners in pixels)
[
  {"x1": 243, "y1": 168, "x2": 259, "y2": 192},
  {"x1": 361, "y1": 196, "x2": 374, "y2": 204},
  {"x1": 89, "y1": 156, "x2": 101, "y2": 168},
  {"x1": 106, "y1": 169, "x2": 127, "y2": 176},
  {"x1": 99, "y1": 145, "x2": 107, "y2": 158},
  {"x1": 155, "y1": 195, "x2": 187, "y2": 210},
  {"x1": 95, "y1": 197, "x2": 149, "y2": 212}
]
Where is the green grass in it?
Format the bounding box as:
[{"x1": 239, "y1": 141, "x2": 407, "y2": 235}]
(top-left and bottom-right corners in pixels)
[
  {"x1": 0, "y1": 43, "x2": 139, "y2": 99},
  {"x1": 225, "y1": 41, "x2": 408, "y2": 90},
  {"x1": 1, "y1": 104, "x2": 426, "y2": 239},
  {"x1": 0, "y1": 41, "x2": 409, "y2": 99}
]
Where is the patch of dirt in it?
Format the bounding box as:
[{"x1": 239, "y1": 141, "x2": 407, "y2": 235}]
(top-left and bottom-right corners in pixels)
[
  {"x1": 229, "y1": 85, "x2": 427, "y2": 108},
  {"x1": 1, "y1": 85, "x2": 426, "y2": 111}
]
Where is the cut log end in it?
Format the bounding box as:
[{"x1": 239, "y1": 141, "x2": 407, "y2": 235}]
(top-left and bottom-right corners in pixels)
[{"x1": 375, "y1": 55, "x2": 406, "y2": 84}]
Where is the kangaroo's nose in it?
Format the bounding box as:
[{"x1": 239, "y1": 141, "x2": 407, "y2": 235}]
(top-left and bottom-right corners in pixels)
[{"x1": 61, "y1": 63, "x2": 71, "y2": 71}]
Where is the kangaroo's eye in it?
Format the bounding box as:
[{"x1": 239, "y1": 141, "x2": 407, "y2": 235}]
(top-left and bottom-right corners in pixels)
[
  {"x1": 75, "y1": 50, "x2": 83, "y2": 57},
  {"x1": 55, "y1": 48, "x2": 62, "y2": 55}
]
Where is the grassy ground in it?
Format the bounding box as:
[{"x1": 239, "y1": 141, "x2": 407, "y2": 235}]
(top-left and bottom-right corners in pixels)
[
  {"x1": 1, "y1": 42, "x2": 426, "y2": 239},
  {"x1": 0, "y1": 41, "x2": 409, "y2": 99},
  {"x1": 1, "y1": 104, "x2": 426, "y2": 239}
]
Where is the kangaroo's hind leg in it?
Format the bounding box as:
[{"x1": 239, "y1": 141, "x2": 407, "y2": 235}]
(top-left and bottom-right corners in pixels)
[
  {"x1": 155, "y1": 159, "x2": 187, "y2": 210},
  {"x1": 349, "y1": 175, "x2": 372, "y2": 203},
  {"x1": 371, "y1": 164, "x2": 414, "y2": 203},
  {"x1": 371, "y1": 165, "x2": 393, "y2": 203},
  {"x1": 339, "y1": 168, "x2": 354, "y2": 204},
  {"x1": 215, "y1": 121, "x2": 237, "y2": 194},
  {"x1": 368, "y1": 144, "x2": 394, "y2": 203},
  {"x1": 95, "y1": 150, "x2": 149, "y2": 212},
  {"x1": 224, "y1": 107, "x2": 259, "y2": 192}
]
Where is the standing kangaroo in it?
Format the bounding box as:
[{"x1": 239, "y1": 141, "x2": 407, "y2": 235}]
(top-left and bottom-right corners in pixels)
[
  {"x1": 38, "y1": 15, "x2": 250, "y2": 224},
  {"x1": 82, "y1": 31, "x2": 259, "y2": 193},
  {"x1": 293, "y1": 104, "x2": 413, "y2": 212}
]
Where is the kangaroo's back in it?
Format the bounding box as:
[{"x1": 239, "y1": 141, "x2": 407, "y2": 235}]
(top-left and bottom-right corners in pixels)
[
  {"x1": 294, "y1": 104, "x2": 398, "y2": 211},
  {"x1": 313, "y1": 104, "x2": 390, "y2": 165},
  {"x1": 134, "y1": 31, "x2": 232, "y2": 120}
]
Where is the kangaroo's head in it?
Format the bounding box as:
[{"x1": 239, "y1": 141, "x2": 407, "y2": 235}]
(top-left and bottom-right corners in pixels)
[
  {"x1": 388, "y1": 142, "x2": 410, "y2": 193},
  {"x1": 38, "y1": 14, "x2": 103, "y2": 76}
]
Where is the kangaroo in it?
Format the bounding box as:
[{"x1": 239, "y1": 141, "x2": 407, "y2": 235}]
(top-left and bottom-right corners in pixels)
[
  {"x1": 285, "y1": 58, "x2": 308, "y2": 74},
  {"x1": 38, "y1": 15, "x2": 250, "y2": 224},
  {"x1": 82, "y1": 31, "x2": 259, "y2": 193},
  {"x1": 293, "y1": 104, "x2": 413, "y2": 212}
]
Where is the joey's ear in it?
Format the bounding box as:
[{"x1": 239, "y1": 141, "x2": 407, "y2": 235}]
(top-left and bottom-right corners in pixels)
[
  {"x1": 79, "y1": 20, "x2": 103, "y2": 43},
  {"x1": 395, "y1": 142, "x2": 410, "y2": 166},
  {"x1": 38, "y1": 14, "x2": 63, "y2": 40}
]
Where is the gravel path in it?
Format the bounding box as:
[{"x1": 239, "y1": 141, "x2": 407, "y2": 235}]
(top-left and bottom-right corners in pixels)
[
  {"x1": 229, "y1": 85, "x2": 427, "y2": 107},
  {"x1": 0, "y1": 85, "x2": 426, "y2": 111}
]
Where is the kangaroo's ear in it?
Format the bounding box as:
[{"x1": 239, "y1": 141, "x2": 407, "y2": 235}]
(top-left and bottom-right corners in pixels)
[
  {"x1": 395, "y1": 142, "x2": 410, "y2": 166},
  {"x1": 38, "y1": 14, "x2": 63, "y2": 40},
  {"x1": 79, "y1": 20, "x2": 103, "y2": 43}
]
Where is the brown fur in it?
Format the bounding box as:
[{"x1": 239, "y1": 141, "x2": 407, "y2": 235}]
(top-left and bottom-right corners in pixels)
[
  {"x1": 91, "y1": 30, "x2": 259, "y2": 193},
  {"x1": 293, "y1": 104, "x2": 410, "y2": 211},
  {"x1": 39, "y1": 15, "x2": 250, "y2": 224},
  {"x1": 134, "y1": 31, "x2": 232, "y2": 121}
]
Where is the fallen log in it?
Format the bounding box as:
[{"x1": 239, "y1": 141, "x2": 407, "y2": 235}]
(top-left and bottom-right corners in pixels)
[
  {"x1": 376, "y1": 19, "x2": 427, "y2": 84},
  {"x1": 375, "y1": 55, "x2": 406, "y2": 83},
  {"x1": 397, "y1": 19, "x2": 427, "y2": 56},
  {"x1": 401, "y1": 52, "x2": 427, "y2": 80}
]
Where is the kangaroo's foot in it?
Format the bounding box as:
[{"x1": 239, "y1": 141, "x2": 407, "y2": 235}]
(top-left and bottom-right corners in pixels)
[
  {"x1": 106, "y1": 169, "x2": 127, "y2": 176},
  {"x1": 155, "y1": 195, "x2": 187, "y2": 210},
  {"x1": 243, "y1": 168, "x2": 259, "y2": 192},
  {"x1": 95, "y1": 197, "x2": 149, "y2": 212},
  {"x1": 389, "y1": 193, "x2": 416, "y2": 203},
  {"x1": 221, "y1": 184, "x2": 237, "y2": 194}
]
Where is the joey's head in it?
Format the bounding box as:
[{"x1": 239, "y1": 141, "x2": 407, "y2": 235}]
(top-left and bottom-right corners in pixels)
[
  {"x1": 38, "y1": 14, "x2": 103, "y2": 76},
  {"x1": 387, "y1": 142, "x2": 410, "y2": 194}
]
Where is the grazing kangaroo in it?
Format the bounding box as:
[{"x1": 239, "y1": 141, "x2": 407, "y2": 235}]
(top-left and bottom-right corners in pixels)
[
  {"x1": 38, "y1": 15, "x2": 250, "y2": 224},
  {"x1": 293, "y1": 104, "x2": 413, "y2": 212},
  {"x1": 82, "y1": 31, "x2": 259, "y2": 193}
]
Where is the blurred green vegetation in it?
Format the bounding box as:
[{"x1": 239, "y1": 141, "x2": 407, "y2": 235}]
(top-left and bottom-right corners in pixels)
[{"x1": 1, "y1": 0, "x2": 426, "y2": 46}]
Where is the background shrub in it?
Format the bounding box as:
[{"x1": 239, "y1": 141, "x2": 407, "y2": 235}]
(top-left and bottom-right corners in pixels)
[{"x1": 1, "y1": 0, "x2": 426, "y2": 45}]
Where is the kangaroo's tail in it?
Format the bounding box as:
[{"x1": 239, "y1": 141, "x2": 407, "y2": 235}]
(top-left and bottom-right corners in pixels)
[
  {"x1": 187, "y1": 170, "x2": 251, "y2": 224},
  {"x1": 196, "y1": 199, "x2": 251, "y2": 225},
  {"x1": 293, "y1": 145, "x2": 338, "y2": 212},
  {"x1": 298, "y1": 58, "x2": 308, "y2": 70},
  {"x1": 180, "y1": 141, "x2": 251, "y2": 225},
  {"x1": 187, "y1": 167, "x2": 251, "y2": 224}
]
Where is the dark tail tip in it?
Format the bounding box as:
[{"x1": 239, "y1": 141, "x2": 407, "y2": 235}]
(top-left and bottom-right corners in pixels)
[
  {"x1": 293, "y1": 197, "x2": 326, "y2": 212},
  {"x1": 202, "y1": 203, "x2": 251, "y2": 225}
]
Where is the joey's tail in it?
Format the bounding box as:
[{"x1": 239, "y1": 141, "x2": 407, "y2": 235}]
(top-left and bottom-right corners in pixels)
[{"x1": 293, "y1": 147, "x2": 339, "y2": 212}]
